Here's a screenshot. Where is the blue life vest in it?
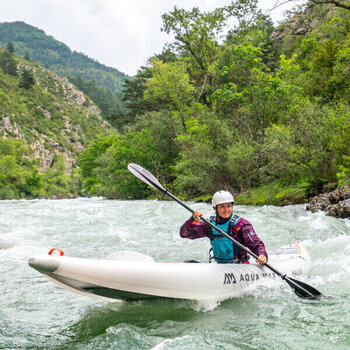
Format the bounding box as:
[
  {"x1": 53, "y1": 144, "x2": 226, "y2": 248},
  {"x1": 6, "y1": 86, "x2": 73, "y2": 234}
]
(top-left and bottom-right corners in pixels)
[{"x1": 209, "y1": 215, "x2": 240, "y2": 263}]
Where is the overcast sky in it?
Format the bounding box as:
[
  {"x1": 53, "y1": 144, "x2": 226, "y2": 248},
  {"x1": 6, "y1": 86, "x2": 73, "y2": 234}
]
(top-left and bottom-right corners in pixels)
[{"x1": 0, "y1": 0, "x2": 306, "y2": 76}]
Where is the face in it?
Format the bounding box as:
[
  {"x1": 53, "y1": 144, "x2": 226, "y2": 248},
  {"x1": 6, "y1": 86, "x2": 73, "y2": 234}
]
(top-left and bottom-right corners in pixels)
[{"x1": 216, "y1": 202, "x2": 233, "y2": 218}]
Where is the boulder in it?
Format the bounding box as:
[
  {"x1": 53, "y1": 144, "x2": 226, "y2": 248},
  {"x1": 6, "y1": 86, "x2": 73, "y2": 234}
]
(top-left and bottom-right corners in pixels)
[{"x1": 306, "y1": 187, "x2": 350, "y2": 219}]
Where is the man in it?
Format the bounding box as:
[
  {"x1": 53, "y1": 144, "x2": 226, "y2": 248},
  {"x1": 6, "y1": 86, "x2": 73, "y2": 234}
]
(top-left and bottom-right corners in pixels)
[{"x1": 180, "y1": 190, "x2": 268, "y2": 264}]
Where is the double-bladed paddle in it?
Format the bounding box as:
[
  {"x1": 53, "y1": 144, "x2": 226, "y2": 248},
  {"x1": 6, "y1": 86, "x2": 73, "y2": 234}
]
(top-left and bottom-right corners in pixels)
[{"x1": 128, "y1": 163, "x2": 323, "y2": 299}]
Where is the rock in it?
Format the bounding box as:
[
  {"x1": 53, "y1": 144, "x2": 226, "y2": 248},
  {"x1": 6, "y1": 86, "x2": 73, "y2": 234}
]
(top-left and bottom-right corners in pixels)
[
  {"x1": 305, "y1": 193, "x2": 330, "y2": 212},
  {"x1": 306, "y1": 187, "x2": 350, "y2": 218},
  {"x1": 329, "y1": 190, "x2": 342, "y2": 204},
  {"x1": 334, "y1": 199, "x2": 350, "y2": 219}
]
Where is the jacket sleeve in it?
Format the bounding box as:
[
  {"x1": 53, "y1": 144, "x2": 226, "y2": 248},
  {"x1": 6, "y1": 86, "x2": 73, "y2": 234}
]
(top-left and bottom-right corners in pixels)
[
  {"x1": 239, "y1": 219, "x2": 268, "y2": 260},
  {"x1": 179, "y1": 216, "x2": 209, "y2": 239}
]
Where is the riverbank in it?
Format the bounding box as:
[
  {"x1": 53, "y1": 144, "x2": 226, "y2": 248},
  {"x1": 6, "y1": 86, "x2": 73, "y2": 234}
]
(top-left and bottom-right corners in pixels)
[{"x1": 235, "y1": 184, "x2": 350, "y2": 219}]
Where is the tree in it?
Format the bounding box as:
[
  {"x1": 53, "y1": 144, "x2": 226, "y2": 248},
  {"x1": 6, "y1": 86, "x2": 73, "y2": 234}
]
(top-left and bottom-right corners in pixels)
[
  {"x1": 161, "y1": 6, "x2": 226, "y2": 106},
  {"x1": 19, "y1": 68, "x2": 35, "y2": 89},
  {"x1": 24, "y1": 51, "x2": 30, "y2": 61},
  {"x1": 0, "y1": 50, "x2": 17, "y2": 76},
  {"x1": 121, "y1": 49, "x2": 178, "y2": 120},
  {"x1": 144, "y1": 59, "x2": 195, "y2": 129},
  {"x1": 6, "y1": 41, "x2": 15, "y2": 53}
]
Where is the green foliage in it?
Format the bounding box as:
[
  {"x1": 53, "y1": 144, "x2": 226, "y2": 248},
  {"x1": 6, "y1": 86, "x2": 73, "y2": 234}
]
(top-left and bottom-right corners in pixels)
[
  {"x1": 236, "y1": 182, "x2": 308, "y2": 206},
  {"x1": 214, "y1": 48, "x2": 300, "y2": 135},
  {"x1": 144, "y1": 59, "x2": 195, "y2": 128},
  {"x1": 6, "y1": 41, "x2": 15, "y2": 53},
  {"x1": 261, "y1": 99, "x2": 342, "y2": 194},
  {"x1": 0, "y1": 22, "x2": 127, "y2": 93},
  {"x1": 173, "y1": 110, "x2": 235, "y2": 196},
  {"x1": 336, "y1": 158, "x2": 350, "y2": 188},
  {"x1": 79, "y1": 130, "x2": 163, "y2": 199},
  {"x1": 19, "y1": 68, "x2": 35, "y2": 89},
  {"x1": 2, "y1": 3, "x2": 350, "y2": 203},
  {"x1": 0, "y1": 48, "x2": 113, "y2": 199},
  {"x1": 0, "y1": 21, "x2": 127, "y2": 124},
  {"x1": 41, "y1": 154, "x2": 79, "y2": 198},
  {"x1": 0, "y1": 49, "x2": 17, "y2": 76},
  {"x1": 226, "y1": 141, "x2": 259, "y2": 192},
  {"x1": 99, "y1": 2, "x2": 350, "y2": 201},
  {"x1": 68, "y1": 75, "x2": 125, "y2": 118},
  {"x1": 161, "y1": 5, "x2": 227, "y2": 106},
  {"x1": 0, "y1": 138, "x2": 39, "y2": 198},
  {"x1": 0, "y1": 137, "x2": 83, "y2": 199}
]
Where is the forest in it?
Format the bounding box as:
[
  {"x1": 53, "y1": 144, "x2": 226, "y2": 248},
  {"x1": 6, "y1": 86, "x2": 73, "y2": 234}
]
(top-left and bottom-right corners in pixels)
[
  {"x1": 1, "y1": 0, "x2": 350, "y2": 203},
  {"x1": 78, "y1": 1, "x2": 350, "y2": 203}
]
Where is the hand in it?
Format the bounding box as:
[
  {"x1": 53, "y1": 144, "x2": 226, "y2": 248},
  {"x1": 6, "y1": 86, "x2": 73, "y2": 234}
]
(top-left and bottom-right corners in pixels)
[
  {"x1": 256, "y1": 254, "x2": 267, "y2": 265},
  {"x1": 193, "y1": 210, "x2": 203, "y2": 222}
]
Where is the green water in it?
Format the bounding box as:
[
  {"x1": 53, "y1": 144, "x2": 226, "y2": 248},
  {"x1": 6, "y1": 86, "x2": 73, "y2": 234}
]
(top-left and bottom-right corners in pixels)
[{"x1": 0, "y1": 198, "x2": 349, "y2": 349}]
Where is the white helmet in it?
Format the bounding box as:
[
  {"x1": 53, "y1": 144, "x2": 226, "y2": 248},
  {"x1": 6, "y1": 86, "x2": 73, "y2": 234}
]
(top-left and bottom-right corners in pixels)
[{"x1": 212, "y1": 190, "x2": 234, "y2": 208}]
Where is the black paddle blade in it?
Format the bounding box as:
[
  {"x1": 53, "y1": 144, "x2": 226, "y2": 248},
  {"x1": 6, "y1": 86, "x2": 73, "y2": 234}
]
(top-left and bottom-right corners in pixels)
[
  {"x1": 284, "y1": 276, "x2": 323, "y2": 299},
  {"x1": 128, "y1": 163, "x2": 166, "y2": 193}
]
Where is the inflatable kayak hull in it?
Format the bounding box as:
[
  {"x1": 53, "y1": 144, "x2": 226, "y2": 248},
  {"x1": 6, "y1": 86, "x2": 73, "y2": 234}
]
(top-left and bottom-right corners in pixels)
[{"x1": 28, "y1": 243, "x2": 311, "y2": 302}]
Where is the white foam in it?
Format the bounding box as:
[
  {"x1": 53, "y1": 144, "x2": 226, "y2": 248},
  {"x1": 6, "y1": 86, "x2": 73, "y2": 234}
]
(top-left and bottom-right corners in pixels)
[{"x1": 151, "y1": 336, "x2": 190, "y2": 350}]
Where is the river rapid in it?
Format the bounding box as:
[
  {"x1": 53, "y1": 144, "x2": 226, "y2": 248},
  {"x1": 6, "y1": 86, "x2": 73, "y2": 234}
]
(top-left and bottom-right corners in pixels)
[{"x1": 0, "y1": 198, "x2": 349, "y2": 349}]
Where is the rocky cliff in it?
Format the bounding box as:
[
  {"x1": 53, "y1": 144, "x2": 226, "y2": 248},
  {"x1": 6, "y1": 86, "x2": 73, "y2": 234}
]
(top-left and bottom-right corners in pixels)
[{"x1": 0, "y1": 52, "x2": 113, "y2": 174}]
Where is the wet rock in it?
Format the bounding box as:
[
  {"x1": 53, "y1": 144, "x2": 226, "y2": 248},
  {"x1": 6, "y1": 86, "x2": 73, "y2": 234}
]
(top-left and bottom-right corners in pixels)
[
  {"x1": 306, "y1": 193, "x2": 330, "y2": 212},
  {"x1": 306, "y1": 187, "x2": 350, "y2": 218},
  {"x1": 333, "y1": 199, "x2": 350, "y2": 219},
  {"x1": 328, "y1": 190, "x2": 342, "y2": 204}
]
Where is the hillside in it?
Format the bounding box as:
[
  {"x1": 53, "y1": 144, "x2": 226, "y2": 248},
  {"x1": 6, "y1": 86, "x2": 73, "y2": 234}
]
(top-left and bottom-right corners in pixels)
[
  {"x1": 0, "y1": 48, "x2": 114, "y2": 198},
  {"x1": 0, "y1": 21, "x2": 127, "y2": 93}
]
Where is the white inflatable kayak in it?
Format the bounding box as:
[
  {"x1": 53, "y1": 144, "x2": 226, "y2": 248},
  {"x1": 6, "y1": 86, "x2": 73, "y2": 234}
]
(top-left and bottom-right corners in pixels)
[{"x1": 28, "y1": 242, "x2": 311, "y2": 302}]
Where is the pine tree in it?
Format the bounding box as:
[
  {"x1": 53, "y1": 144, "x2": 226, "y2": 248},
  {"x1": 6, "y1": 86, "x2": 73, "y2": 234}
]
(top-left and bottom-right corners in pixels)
[
  {"x1": 6, "y1": 41, "x2": 15, "y2": 53},
  {"x1": 19, "y1": 68, "x2": 35, "y2": 89},
  {"x1": 0, "y1": 50, "x2": 17, "y2": 76},
  {"x1": 24, "y1": 51, "x2": 30, "y2": 61}
]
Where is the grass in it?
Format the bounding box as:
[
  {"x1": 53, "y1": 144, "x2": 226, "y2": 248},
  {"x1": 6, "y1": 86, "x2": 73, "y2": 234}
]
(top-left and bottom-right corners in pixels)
[{"x1": 234, "y1": 183, "x2": 309, "y2": 206}]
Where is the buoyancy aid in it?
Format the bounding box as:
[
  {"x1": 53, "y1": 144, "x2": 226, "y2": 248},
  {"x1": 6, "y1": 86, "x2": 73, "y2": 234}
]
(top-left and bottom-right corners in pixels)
[{"x1": 209, "y1": 215, "x2": 241, "y2": 263}]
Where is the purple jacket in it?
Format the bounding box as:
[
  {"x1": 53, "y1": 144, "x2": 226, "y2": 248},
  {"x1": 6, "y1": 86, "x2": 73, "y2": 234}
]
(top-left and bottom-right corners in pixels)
[{"x1": 180, "y1": 216, "x2": 268, "y2": 263}]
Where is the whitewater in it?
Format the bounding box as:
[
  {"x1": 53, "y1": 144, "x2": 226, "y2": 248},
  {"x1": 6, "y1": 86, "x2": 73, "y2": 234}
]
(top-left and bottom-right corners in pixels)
[{"x1": 0, "y1": 198, "x2": 349, "y2": 349}]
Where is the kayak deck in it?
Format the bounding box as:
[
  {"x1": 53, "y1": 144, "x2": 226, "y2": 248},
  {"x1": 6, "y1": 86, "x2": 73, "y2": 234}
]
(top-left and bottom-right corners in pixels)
[{"x1": 29, "y1": 242, "x2": 311, "y2": 302}]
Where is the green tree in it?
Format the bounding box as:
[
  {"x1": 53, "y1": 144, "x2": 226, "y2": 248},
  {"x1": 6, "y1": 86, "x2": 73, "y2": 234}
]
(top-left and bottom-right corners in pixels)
[
  {"x1": 214, "y1": 49, "x2": 300, "y2": 138},
  {"x1": 261, "y1": 99, "x2": 341, "y2": 194},
  {"x1": 79, "y1": 130, "x2": 163, "y2": 199},
  {"x1": 161, "y1": 6, "x2": 226, "y2": 106},
  {"x1": 6, "y1": 41, "x2": 15, "y2": 53},
  {"x1": 144, "y1": 59, "x2": 195, "y2": 129},
  {"x1": 79, "y1": 134, "x2": 118, "y2": 193},
  {"x1": 0, "y1": 137, "x2": 43, "y2": 199},
  {"x1": 19, "y1": 68, "x2": 35, "y2": 89},
  {"x1": 0, "y1": 49, "x2": 17, "y2": 76},
  {"x1": 24, "y1": 51, "x2": 30, "y2": 61},
  {"x1": 121, "y1": 49, "x2": 178, "y2": 122}
]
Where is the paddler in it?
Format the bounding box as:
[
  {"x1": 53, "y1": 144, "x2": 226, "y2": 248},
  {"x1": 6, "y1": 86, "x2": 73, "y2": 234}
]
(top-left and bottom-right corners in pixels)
[{"x1": 180, "y1": 190, "x2": 268, "y2": 264}]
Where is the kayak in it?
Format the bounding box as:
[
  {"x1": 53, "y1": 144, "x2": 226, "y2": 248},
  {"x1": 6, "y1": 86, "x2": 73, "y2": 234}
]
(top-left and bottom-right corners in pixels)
[{"x1": 28, "y1": 242, "x2": 311, "y2": 302}]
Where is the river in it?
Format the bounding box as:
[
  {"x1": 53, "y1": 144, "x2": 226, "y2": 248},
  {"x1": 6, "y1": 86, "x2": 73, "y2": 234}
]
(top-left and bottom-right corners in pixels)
[{"x1": 0, "y1": 198, "x2": 349, "y2": 349}]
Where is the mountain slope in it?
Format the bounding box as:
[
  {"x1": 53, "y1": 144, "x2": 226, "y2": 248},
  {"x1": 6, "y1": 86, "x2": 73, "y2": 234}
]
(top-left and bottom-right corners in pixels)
[
  {"x1": 0, "y1": 48, "x2": 114, "y2": 176},
  {"x1": 0, "y1": 21, "x2": 127, "y2": 93}
]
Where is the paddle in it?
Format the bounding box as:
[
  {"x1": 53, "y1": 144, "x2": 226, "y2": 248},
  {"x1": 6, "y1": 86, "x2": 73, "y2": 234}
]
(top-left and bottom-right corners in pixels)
[{"x1": 128, "y1": 163, "x2": 323, "y2": 299}]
